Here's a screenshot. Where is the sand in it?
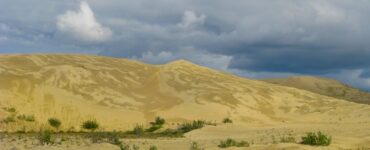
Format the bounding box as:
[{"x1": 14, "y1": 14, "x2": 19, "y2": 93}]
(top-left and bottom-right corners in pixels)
[{"x1": 0, "y1": 54, "x2": 370, "y2": 149}]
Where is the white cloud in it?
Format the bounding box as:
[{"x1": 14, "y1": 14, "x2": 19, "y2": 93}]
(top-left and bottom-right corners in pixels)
[
  {"x1": 56, "y1": 1, "x2": 112, "y2": 42},
  {"x1": 178, "y1": 10, "x2": 206, "y2": 28}
]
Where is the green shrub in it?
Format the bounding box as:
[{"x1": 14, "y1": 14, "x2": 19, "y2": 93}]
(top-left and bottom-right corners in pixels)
[
  {"x1": 2, "y1": 116, "x2": 15, "y2": 123},
  {"x1": 222, "y1": 118, "x2": 233, "y2": 124},
  {"x1": 26, "y1": 115, "x2": 35, "y2": 122},
  {"x1": 190, "y1": 142, "x2": 204, "y2": 150},
  {"x1": 38, "y1": 130, "x2": 53, "y2": 145},
  {"x1": 178, "y1": 120, "x2": 206, "y2": 133},
  {"x1": 133, "y1": 124, "x2": 145, "y2": 135},
  {"x1": 300, "y1": 131, "x2": 331, "y2": 146},
  {"x1": 149, "y1": 145, "x2": 157, "y2": 150},
  {"x1": 48, "y1": 118, "x2": 61, "y2": 129},
  {"x1": 82, "y1": 120, "x2": 99, "y2": 131},
  {"x1": 146, "y1": 117, "x2": 166, "y2": 132},
  {"x1": 150, "y1": 117, "x2": 165, "y2": 126},
  {"x1": 218, "y1": 138, "x2": 249, "y2": 148},
  {"x1": 107, "y1": 132, "x2": 122, "y2": 145},
  {"x1": 3, "y1": 107, "x2": 16, "y2": 113}
]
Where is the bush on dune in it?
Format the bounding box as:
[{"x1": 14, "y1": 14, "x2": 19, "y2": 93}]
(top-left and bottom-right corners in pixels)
[{"x1": 300, "y1": 131, "x2": 331, "y2": 146}]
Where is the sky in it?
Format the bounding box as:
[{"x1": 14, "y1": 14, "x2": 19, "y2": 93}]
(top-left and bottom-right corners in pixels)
[{"x1": 1, "y1": 0, "x2": 370, "y2": 91}]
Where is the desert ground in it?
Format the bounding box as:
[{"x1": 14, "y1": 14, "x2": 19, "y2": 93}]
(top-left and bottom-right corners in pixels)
[
  {"x1": 1, "y1": 122, "x2": 370, "y2": 150},
  {"x1": 0, "y1": 54, "x2": 370, "y2": 150}
]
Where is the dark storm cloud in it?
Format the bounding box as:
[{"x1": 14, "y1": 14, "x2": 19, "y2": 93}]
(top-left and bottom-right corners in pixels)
[{"x1": 1, "y1": 0, "x2": 370, "y2": 89}]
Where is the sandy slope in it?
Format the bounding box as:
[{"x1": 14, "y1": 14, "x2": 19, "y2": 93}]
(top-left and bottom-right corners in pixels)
[
  {"x1": 261, "y1": 76, "x2": 370, "y2": 104},
  {"x1": 0, "y1": 54, "x2": 369, "y2": 131},
  {"x1": 0, "y1": 54, "x2": 370, "y2": 149}
]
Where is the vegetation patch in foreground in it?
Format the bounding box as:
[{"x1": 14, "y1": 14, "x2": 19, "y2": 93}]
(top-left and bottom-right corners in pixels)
[
  {"x1": 300, "y1": 131, "x2": 331, "y2": 146},
  {"x1": 48, "y1": 118, "x2": 62, "y2": 129},
  {"x1": 178, "y1": 120, "x2": 206, "y2": 133},
  {"x1": 38, "y1": 130, "x2": 53, "y2": 145},
  {"x1": 218, "y1": 138, "x2": 250, "y2": 148},
  {"x1": 222, "y1": 118, "x2": 233, "y2": 124},
  {"x1": 82, "y1": 120, "x2": 99, "y2": 132}
]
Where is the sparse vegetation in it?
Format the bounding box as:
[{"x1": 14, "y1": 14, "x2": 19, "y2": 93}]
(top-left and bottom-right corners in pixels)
[
  {"x1": 280, "y1": 136, "x2": 296, "y2": 143},
  {"x1": 3, "y1": 107, "x2": 16, "y2": 113},
  {"x1": 38, "y1": 130, "x2": 53, "y2": 145},
  {"x1": 17, "y1": 114, "x2": 35, "y2": 122},
  {"x1": 48, "y1": 118, "x2": 61, "y2": 129},
  {"x1": 190, "y1": 142, "x2": 204, "y2": 150},
  {"x1": 149, "y1": 145, "x2": 158, "y2": 150},
  {"x1": 146, "y1": 117, "x2": 165, "y2": 132},
  {"x1": 222, "y1": 118, "x2": 233, "y2": 124},
  {"x1": 82, "y1": 120, "x2": 99, "y2": 131},
  {"x1": 132, "y1": 124, "x2": 145, "y2": 135},
  {"x1": 178, "y1": 120, "x2": 206, "y2": 133},
  {"x1": 300, "y1": 131, "x2": 331, "y2": 146},
  {"x1": 2, "y1": 116, "x2": 16, "y2": 123},
  {"x1": 218, "y1": 138, "x2": 249, "y2": 148}
]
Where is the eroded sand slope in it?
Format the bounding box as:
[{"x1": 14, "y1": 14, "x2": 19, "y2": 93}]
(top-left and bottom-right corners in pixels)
[
  {"x1": 262, "y1": 76, "x2": 370, "y2": 104},
  {"x1": 0, "y1": 54, "x2": 370, "y2": 132}
]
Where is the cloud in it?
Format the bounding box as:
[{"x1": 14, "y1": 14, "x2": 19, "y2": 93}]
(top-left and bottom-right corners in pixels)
[
  {"x1": 2, "y1": 0, "x2": 370, "y2": 90},
  {"x1": 178, "y1": 10, "x2": 206, "y2": 28},
  {"x1": 56, "y1": 1, "x2": 112, "y2": 42}
]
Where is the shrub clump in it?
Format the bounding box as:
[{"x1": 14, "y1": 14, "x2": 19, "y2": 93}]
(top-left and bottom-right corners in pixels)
[
  {"x1": 48, "y1": 118, "x2": 61, "y2": 129},
  {"x1": 218, "y1": 138, "x2": 249, "y2": 148},
  {"x1": 2, "y1": 116, "x2": 16, "y2": 124},
  {"x1": 149, "y1": 145, "x2": 158, "y2": 150},
  {"x1": 146, "y1": 117, "x2": 165, "y2": 132},
  {"x1": 222, "y1": 118, "x2": 233, "y2": 124},
  {"x1": 82, "y1": 120, "x2": 99, "y2": 131},
  {"x1": 3, "y1": 107, "x2": 16, "y2": 113},
  {"x1": 300, "y1": 131, "x2": 331, "y2": 146},
  {"x1": 132, "y1": 124, "x2": 145, "y2": 135},
  {"x1": 178, "y1": 120, "x2": 206, "y2": 133},
  {"x1": 38, "y1": 130, "x2": 53, "y2": 145}
]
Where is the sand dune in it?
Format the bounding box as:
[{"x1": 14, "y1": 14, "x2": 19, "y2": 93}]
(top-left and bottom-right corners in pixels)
[
  {"x1": 0, "y1": 54, "x2": 370, "y2": 149},
  {"x1": 261, "y1": 76, "x2": 370, "y2": 104}
]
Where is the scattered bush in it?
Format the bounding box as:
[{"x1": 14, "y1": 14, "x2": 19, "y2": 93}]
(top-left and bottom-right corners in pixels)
[
  {"x1": 149, "y1": 145, "x2": 158, "y2": 150},
  {"x1": 48, "y1": 118, "x2": 61, "y2": 129},
  {"x1": 280, "y1": 136, "x2": 296, "y2": 143},
  {"x1": 38, "y1": 130, "x2": 53, "y2": 145},
  {"x1": 190, "y1": 142, "x2": 204, "y2": 150},
  {"x1": 222, "y1": 118, "x2": 233, "y2": 124},
  {"x1": 178, "y1": 120, "x2": 206, "y2": 133},
  {"x1": 82, "y1": 120, "x2": 99, "y2": 131},
  {"x1": 26, "y1": 115, "x2": 36, "y2": 122},
  {"x1": 146, "y1": 117, "x2": 165, "y2": 132},
  {"x1": 3, "y1": 107, "x2": 16, "y2": 113},
  {"x1": 300, "y1": 131, "x2": 331, "y2": 146},
  {"x1": 17, "y1": 114, "x2": 35, "y2": 122},
  {"x1": 132, "y1": 124, "x2": 145, "y2": 135},
  {"x1": 151, "y1": 117, "x2": 165, "y2": 126},
  {"x1": 107, "y1": 132, "x2": 122, "y2": 145},
  {"x1": 218, "y1": 138, "x2": 249, "y2": 148},
  {"x1": 2, "y1": 116, "x2": 15, "y2": 124}
]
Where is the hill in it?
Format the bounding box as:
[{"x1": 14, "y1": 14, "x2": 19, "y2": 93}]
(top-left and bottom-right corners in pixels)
[
  {"x1": 0, "y1": 55, "x2": 370, "y2": 132},
  {"x1": 261, "y1": 76, "x2": 370, "y2": 104}
]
